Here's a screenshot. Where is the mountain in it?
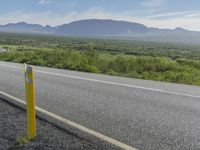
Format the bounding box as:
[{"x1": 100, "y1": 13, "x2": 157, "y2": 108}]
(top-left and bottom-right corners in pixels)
[
  {"x1": 0, "y1": 19, "x2": 200, "y2": 45},
  {"x1": 56, "y1": 19, "x2": 149, "y2": 36},
  {"x1": 3, "y1": 22, "x2": 43, "y2": 29},
  {"x1": 174, "y1": 27, "x2": 189, "y2": 32},
  {"x1": 0, "y1": 22, "x2": 44, "y2": 33}
]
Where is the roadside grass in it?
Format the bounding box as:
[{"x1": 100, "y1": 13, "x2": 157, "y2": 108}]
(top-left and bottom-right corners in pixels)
[
  {"x1": 16, "y1": 135, "x2": 29, "y2": 146},
  {"x1": 0, "y1": 44, "x2": 53, "y2": 52},
  {"x1": 1, "y1": 49, "x2": 200, "y2": 86}
]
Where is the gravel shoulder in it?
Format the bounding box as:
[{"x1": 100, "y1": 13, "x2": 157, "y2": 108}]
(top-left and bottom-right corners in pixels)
[{"x1": 0, "y1": 99, "x2": 111, "y2": 150}]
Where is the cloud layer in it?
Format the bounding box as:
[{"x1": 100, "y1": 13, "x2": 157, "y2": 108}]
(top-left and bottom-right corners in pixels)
[
  {"x1": 38, "y1": 0, "x2": 52, "y2": 5},
  {"x1": 141, "y1": 0, "x2": 166, "y2": 7}
]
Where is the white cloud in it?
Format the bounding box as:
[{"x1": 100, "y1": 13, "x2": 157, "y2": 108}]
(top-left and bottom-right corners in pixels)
[
  {"x1": 141, "y1": 0, "x2": 166, "y2": 7},
  {"x1": 38, "y1": 0, "x2": 52, "y2": 5},
  {"x1": 1, "y1": 9, "x2": 200, "y2": 31},
  {"x1": 146, "y1": 11, "x2": 193, "y2": 19}
]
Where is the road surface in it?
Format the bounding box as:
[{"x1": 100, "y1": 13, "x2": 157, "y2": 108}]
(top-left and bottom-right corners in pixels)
[
  {"x1": 0, "y1": 99, "x2": 105, "y2": 150},
  {"x1": 1, "y1": 61, "x2": 200, "y2": 150}
]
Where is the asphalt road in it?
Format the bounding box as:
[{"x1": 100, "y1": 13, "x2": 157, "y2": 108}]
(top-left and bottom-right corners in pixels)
[
  {"x1": 1, "y1": 61, "x2": 200, "y2": 150},
  {"x1": 0, "y1": 99, "x2": 105, "y2": 150}
]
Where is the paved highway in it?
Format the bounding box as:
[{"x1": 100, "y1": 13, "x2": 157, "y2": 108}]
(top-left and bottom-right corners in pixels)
[{"x1": 1, "y1": 61, "x2": 200, "y2": 150}]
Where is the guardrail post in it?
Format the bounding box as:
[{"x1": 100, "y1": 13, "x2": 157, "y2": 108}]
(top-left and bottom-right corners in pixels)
[{"x1": 24, "y1": 64, "x2": 36, "y2": 140}]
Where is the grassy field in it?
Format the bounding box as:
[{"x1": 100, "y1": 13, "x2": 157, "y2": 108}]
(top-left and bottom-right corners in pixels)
[{"x1": 1, "y1": 32, "x2": 200, "y2": 86}]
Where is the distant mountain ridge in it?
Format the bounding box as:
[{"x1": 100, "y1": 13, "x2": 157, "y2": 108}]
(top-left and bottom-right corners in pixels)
[
  {"x1": 0, "y1": 19, "x2": 192, "y2": 35},
  {"x1": 56, "y1": 19, "x2": 149, "y2": 36},
  {"x1": 0, "y1": 19, "x2": 200, "y2": 44}
]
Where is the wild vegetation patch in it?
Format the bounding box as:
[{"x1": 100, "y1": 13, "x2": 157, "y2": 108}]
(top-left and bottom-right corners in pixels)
[{"x1": 1, "y1": 33, "x2": 200, "y2": 85}]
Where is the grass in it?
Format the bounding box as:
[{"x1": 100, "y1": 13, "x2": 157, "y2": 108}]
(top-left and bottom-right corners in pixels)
[
  {"x1": 16, "y1": 135, "x2": 29, "y2": 146},
  {"x1": 1, "y1": 32, "x2": 200, "y2": 86},
  {"x1": 1, "y1": 48, "x2": 200, "y2": 86}
]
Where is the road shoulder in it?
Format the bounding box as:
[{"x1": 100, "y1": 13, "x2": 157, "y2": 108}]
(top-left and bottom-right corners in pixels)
[{"x1": 0, "y1": 99, "x2": 110, "y2": 150}]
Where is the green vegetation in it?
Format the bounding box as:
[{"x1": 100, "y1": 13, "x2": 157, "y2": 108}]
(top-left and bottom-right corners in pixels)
[
  {"x1": 1, "y1": 32, "x2": 200, "y2": 86},
  {"x1": 16, "y1": 135, "x2": 29, "y2": 146}
]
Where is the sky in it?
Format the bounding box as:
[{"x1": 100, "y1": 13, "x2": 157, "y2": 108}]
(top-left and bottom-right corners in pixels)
[{"x1": 0, "y1": 0, "x2": 200, "y2": 31}]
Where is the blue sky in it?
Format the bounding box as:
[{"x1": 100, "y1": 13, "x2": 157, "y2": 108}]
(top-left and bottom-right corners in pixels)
[{"x1": 1, "y1": 0, "x2": 200, "y2": 31}]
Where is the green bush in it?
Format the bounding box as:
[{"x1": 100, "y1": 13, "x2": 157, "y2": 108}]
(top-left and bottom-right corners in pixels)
[{"x1": 1, "y1": 49, "x2": 200, "y2": 86}]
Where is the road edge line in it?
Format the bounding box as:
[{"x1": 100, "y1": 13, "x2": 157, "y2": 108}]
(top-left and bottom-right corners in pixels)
[
  {"x1": 0, "y1": 91, "x2": 138, "y2": 150},
  {"x1": 0, "y1": 63, "x2": 200, "y2": 99}
]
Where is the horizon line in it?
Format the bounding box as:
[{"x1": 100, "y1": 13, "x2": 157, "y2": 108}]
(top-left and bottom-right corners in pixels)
[{"x1": 0, "y1": 18, "x2": 195, "y2": 32}]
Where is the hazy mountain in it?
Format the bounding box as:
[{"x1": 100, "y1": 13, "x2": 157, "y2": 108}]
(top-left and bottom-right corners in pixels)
[
  {"x1": 0, "y1": 22, "x2": 44, "y2": 33},
  {"x1": 43, "y1": 25, "x2": 54, "y2": 33},
  {"x1": 0, "y1": 19, "x2": 200, "y2": 45},
  {"x1": 4, "y1": 22, "x2": 43, "y2": 29},
  {"x1": 55, "y1": 19, "x2": 149, "y2": 36}
]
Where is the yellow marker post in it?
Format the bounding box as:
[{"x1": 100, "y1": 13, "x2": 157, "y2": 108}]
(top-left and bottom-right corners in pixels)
[{"x1": 24, "y1": 64, "x2": 36, "y2": 140}]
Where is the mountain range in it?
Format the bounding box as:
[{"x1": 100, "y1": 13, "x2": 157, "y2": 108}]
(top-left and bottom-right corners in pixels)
[{"x1": 0, "y1": 19, "x2": 200, "y2": 44}]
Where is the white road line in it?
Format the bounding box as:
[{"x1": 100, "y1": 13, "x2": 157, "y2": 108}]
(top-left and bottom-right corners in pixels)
[
  {"x1": 0, "y1": 63, "x2": 200, "y2": 99},
  {"x1": 0, "y1": 91, "x2": 138, "y2": 150}
]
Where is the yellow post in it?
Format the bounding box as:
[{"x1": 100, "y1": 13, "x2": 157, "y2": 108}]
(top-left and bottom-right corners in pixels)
[{"x1": 24, "y1": 64, "x2": 36, "y2": 140}]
